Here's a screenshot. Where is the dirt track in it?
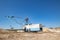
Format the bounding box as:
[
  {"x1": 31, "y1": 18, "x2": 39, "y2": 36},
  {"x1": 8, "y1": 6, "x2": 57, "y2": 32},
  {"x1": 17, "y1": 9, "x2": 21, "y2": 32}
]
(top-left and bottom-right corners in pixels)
[{"x1": 0, "y1": 32, "x2": 60, "y2": 40}]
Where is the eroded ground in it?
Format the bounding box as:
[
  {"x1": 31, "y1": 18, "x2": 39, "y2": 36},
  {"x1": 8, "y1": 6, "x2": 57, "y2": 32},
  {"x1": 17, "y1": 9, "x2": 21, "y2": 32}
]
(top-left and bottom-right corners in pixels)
[{"x1": 0, "y1": 31, "x2": 60, "y2": 40}]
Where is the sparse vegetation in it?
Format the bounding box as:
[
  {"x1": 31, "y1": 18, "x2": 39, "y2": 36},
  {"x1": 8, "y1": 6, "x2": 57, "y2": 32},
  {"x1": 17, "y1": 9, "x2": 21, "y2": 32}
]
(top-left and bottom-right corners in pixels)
[{"x1": 0, "y1": 29, "x2": 60, "y2": 40}]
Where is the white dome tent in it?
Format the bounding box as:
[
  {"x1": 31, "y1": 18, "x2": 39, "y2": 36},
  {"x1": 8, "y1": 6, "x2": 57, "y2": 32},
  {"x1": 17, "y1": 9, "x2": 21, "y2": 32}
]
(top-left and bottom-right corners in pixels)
[{"x1": 23, "y1": 24, "x2": 43, "y2": 32}]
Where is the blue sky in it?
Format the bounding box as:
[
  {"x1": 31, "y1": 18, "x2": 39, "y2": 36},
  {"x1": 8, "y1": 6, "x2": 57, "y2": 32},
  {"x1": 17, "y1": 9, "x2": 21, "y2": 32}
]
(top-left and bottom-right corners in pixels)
[{"x1": 0, "y1": 0, "x2": 60, "y2": 29}]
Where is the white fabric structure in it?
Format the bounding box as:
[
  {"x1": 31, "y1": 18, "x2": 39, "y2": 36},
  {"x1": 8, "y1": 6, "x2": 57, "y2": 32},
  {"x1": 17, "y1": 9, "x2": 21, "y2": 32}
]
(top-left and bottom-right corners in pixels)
[{"x1": 23, "y1": 24, "x2": 41, "y2": 31}]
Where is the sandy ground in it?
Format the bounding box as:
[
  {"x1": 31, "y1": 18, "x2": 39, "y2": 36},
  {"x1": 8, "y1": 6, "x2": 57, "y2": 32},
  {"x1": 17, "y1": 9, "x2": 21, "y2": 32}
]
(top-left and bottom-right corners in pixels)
[{"x1": 0, "y1": 31, "x2": 60, "y2": 40}]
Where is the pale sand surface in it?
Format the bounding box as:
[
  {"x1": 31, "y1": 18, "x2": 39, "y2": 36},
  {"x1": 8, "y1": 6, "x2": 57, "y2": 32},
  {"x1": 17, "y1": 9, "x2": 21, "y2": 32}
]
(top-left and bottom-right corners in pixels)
[{"x1": 0, "y1": 32, "x2": 60, "y2": 40}]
